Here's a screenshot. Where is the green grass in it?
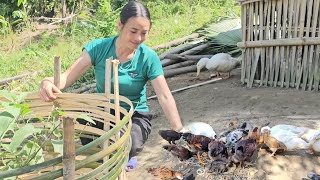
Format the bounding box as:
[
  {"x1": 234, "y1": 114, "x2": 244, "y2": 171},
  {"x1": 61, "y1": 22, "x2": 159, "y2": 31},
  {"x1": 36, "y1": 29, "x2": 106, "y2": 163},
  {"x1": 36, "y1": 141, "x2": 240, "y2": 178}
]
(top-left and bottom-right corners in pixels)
[{"x1": 0, "y1": 0, "x2": 240, "y2": 92}]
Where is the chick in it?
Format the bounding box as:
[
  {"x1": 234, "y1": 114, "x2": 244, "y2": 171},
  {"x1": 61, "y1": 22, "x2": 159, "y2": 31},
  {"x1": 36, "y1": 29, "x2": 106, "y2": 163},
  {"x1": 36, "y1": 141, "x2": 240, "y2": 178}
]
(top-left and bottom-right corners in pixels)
[
  {"x1": 158, "y1": 130, "x2": 182, "y2": 144},
  {"x1": 230, "y1": 138, "x2": 257, "y2": 167},
  {"x1": 262, "y1": 129, "x2": 287, "y2": 156},
  {"x1": 147, "y1": 166, "x2": 183, "y2": 180},
  {"x1": 229, "y1": 127, "x2": 259, "y2": 167},
  {"x1": 208, "y1": 140, "x2": 228, "y2": 162},
  {"x1": 163, "y1": 144, "x2": 194, "y2": 161}
]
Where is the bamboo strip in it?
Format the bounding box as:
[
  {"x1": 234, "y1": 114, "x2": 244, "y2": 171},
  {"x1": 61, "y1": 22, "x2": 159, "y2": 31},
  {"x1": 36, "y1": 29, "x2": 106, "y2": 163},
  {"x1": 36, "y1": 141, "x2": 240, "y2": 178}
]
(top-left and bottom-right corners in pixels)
[
  {"x1": 273, "y1": 0, "x2": 283, "y2": 87},
  {"x1": 295, "y1": 0, "x2": 307, "y2": 89},
  {"x1": 237, "y1": 37, "x2": 320, "y2": 48},
  {"x1": 269, "y1": 0, "x2": 276, "y2": 84},
  {"x1": 308, "y1": 0, "x2": 320, "y2": 90},
  {"x1": 240, "y1": 3, "x2": 247, "y2": 83},
  {"x1": 104, "y1": 59, "x2": 112, "y2": 163},
  {"x1": 259, "y1": 0, "x2": 265, "y2": 87},
  {"x1": 280, "y1": 0, "x2": 288, "y2": 87},
  {"x1": 286, "y1": 0, "x2": 294, "y2": 88},
  {"x1": 246, "y1": 3, "x2": 254, "y2": 87},
  {"x1": 249, "y1": 48, "x2": 261, "y2": 87},
  {"x1": 313, "y1": 45, "x2": 320, "y2": 90},
  {"x1": 290, "y1": 0, "x2": 301, "y2": 88},
  {"x1": 264, "y1": 0, "x2": 271, "y2": 86},
  {"x1": 300, "y1": 0, "x2": 313, "y2": 90}
]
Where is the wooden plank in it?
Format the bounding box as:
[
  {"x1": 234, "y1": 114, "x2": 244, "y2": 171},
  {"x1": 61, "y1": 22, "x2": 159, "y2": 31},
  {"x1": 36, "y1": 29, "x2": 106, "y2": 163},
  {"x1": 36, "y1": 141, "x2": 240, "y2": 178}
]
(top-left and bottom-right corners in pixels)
[
  {"x1": 273, "y1": 0, "x2": 283, "y2": 87},
  {"x1": 295, "y1": 0, "x2": 307, "y2": 89},
  {"x1": 308, "y1": 0, "x2": 320, "y2": 90},
  {"x1": 104, "y1": 58, "x2": 112, "y2": 163},
  {"x1": 285, "y1": 0, "x2": 294, "y2": 88},
  {"x1": 264, "y1": 0, "x2": 272, "y2": 86},
  {"x1": 301, "y1": 0, "x2": 314, "y2": 90},
  {"x1": 280, "y1": 0, "x2": 288, "y2": 87}
]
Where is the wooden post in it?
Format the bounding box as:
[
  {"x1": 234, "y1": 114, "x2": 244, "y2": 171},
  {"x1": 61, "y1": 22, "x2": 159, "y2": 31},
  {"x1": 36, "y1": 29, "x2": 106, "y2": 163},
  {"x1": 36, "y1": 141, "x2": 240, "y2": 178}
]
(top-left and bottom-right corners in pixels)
[
  {"x1": 62, "y1": 117, "x2": 75, "y2": 180},
  {"x1": 54, "y1": 56, "x2": 75, "y2": 180}
]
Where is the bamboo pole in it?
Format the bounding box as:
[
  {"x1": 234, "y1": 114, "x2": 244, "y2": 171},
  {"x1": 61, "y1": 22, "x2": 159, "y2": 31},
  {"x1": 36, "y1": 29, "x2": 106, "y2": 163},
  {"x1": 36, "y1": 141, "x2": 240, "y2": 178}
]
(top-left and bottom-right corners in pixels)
[
  {"x1": 163, "y1": 65, "x2": 197, "y2": 78},
  {"x1": 273, "y1": 0, "x2": 283, "y2": 87},
  {"x1": 279, "y1": 0, "x2": 288, "y2": 88},
  {"x1": 286, "y1": 0, "x2": 294, "y2": 88},
  {"x1": 240, "y1": 2, "x2": 247, "y2": 84},
  {"x1": 163, "y1": 60, "x2": 196, "y2": 70},
  {"x1": 237, "y1": 37, "x2": 320, "y2": 48},
  {"x1": 53, "y1": 56, "x2": 75, "y2": 180},
  {"x1": 259, "y1": 0, "x2": 265, "y2": 87},
  {"x1": 62, "y1": 117, "x2": 75, "y2": 180},
  {"x1": 147, "y1": 78, "x2": 223, "y2": 100},
  {"x1": 159, "y1": 39, "x2": 204, "y2": 59},
  {"x1": 151, "y1": 33, "x2": 200, "y2": 50},
  {"x1": 264, "y1": 0, "x2": 271, "y2": 86}
]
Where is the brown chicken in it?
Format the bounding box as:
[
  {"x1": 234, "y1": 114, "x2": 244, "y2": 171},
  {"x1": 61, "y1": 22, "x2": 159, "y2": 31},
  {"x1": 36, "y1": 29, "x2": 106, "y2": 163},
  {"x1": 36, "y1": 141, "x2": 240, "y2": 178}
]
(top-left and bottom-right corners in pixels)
[
  {"x1": 182, "y1": 132, "x2": 212, "y2": 152},
  {"x1": 208, "y1": 139, "x2": 228, "y2": 162},
  {"x1": 163, "y1": 144, "x2": 195, "y2": 161},
  {"x1": 159, "y1": 130, "x2": 182, "y2": 144},
  {"x1": 262, "y1": 129, "x2": 287, "y2": 156},
  {"x1": 147, "y1": 166, "x2": 183, "y2": 180}
]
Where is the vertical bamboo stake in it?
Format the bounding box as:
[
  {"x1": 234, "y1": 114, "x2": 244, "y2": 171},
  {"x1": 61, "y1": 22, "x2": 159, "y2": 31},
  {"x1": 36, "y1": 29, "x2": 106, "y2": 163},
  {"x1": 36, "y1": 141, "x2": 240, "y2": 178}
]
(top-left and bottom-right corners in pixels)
[
  {"x1": 53, "y1": 56, "x2": 75, "y2": 180},
  {"x1": 104, "y1": 58, "x2": 113, "y2": 163},
  {"x1": 62, "y1": 117, "x2": 75, "y2": 180},
  {"x1": 111, "y1": 59, "x2": 125, "y2": 180},
  {"x1": 112, "y1": 59, "x2": 121, "y2": 139},
  {"x1": 240, "y1": 3, "x2": 247, "y2": 84},
  {"x1": 54, "y1": 56, "x2": 61, "y2": 88}
]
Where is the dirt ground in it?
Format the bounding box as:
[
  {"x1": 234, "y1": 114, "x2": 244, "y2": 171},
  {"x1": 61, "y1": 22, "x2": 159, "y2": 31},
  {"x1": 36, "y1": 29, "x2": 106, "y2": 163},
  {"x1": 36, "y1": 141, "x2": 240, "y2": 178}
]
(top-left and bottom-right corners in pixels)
[{"x1": 127, "y1": 68, "x2": 320, "y2": 180}]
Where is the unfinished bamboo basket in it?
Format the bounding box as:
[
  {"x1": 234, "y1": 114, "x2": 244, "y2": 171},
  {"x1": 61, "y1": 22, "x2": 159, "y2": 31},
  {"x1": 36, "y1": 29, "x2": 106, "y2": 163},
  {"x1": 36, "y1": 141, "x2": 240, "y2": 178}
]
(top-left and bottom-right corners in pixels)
[
  {"x1": 0, "y1": 58, "x2": 133, "y2": 179},
  {"x1": 237, "y1": 0, "x2": 320, "y2": 90}
]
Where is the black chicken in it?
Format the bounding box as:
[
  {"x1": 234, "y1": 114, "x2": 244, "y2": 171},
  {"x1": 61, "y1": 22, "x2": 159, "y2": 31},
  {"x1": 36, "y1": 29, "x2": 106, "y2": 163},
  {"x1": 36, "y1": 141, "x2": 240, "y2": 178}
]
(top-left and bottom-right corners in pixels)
[
  {"x1": 208, "y1": 140, "x2": 228, "y2": 162},
  {"x1": 229, "y1": 128, "x2": 258, "y2": 167},
  {"x1": 181, "y1": 132, "x2": 212, "y2": 152},
  {"x1": 158, "y1": 130, "x2": 182, "y2": 144},
  {"x1": 163, "y1": 144, "x2": 195, "y2": 161}
]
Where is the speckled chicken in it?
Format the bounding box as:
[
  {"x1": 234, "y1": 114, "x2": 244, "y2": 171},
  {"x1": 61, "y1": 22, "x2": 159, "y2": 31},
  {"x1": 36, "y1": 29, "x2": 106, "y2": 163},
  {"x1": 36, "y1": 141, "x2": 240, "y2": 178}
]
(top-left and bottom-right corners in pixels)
[
  {"x1": 182, "y1": 132, "x2": 212, "y2": 152},
  {"x1": 208, "y1": 140, "x2": 228, "y2": 162},
  {"x1": 159, "y1": 130, "x2": 182, "y2": 144},
  {"x1": 163, "y1": 144, "x2": 195, "y2": 161},
  {"x1": 147, "y1": 166, "x2": 183, "y2": 180}
]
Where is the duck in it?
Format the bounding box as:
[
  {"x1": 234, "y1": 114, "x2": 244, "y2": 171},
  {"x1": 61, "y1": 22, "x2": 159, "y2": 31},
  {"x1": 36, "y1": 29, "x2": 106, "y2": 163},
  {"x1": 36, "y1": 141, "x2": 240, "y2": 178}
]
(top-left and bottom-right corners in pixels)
[
  {"x1": 264, "y1": 124, "x2": 320, "y2": 153},
  {"x1": 196, "y1": 53, "x2": 241, "y2": 79},
  {"x1": 261, "y1": 126, "x2": 310, "y2": 154},
  {"x1": 180, "y1": 122, "x2": 216, "y2": 139}
]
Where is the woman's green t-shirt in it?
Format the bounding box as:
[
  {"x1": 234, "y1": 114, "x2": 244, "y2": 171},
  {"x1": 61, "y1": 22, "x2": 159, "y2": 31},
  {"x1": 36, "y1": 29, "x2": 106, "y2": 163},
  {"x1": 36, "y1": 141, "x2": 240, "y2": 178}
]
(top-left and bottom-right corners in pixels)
[{"x1": 84, "y1": 36, "x2": 163, "y2": 112}]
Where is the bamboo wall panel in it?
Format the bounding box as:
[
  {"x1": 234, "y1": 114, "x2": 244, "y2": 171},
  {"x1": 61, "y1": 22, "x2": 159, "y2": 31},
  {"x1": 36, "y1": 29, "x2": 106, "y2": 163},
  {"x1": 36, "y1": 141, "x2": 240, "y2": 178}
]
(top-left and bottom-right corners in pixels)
[{"x1": 238, "y1": 0, "x2": 320, "y2": 90}]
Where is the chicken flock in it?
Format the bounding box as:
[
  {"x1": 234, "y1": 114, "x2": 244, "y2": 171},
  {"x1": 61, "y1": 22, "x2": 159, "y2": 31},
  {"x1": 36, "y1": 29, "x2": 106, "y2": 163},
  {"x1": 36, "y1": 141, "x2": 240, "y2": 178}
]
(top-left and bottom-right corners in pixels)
[{"x1": 147, "y1": 119, "x2": 320, "y2": 180}]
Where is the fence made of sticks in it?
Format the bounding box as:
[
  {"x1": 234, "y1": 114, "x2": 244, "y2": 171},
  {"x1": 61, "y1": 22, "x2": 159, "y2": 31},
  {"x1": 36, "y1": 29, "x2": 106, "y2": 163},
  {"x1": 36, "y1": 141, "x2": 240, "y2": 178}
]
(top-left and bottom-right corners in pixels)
[{"x1": 237, "y1": 0, "x2": 320, "y2": 90}]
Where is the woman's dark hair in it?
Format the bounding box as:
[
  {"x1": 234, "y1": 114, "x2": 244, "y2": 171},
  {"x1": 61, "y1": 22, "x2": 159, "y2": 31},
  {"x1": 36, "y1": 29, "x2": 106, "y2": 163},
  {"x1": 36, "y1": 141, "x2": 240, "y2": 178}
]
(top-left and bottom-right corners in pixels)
[{"x1": 120, "y1": 1, "x2": 151, "y2": 26}]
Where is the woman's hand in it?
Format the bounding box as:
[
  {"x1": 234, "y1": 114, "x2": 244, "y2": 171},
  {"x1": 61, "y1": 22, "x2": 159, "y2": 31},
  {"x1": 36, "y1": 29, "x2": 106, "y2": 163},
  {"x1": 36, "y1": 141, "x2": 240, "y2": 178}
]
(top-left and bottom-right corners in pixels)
[{"x1": 38, "y1": 79, "x2": 62, "y2": 102}]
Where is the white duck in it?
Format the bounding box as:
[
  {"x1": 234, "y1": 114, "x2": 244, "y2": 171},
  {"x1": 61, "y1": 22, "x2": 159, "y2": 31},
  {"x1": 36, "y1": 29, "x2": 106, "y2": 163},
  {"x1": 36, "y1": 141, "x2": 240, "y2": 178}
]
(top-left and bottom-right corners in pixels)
[
  {"x1": 180, "y1": 122, "x2": 216, "y2": 139},
  {"x1": 269, "y1": 124, "x2": 320, "y2": 153},
  {"x1": 196, "y1": 53, "x2": 241, "y2": 78},
  {"x1": 261, "y1": 126, "x2": 310, "y2": 151}
]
